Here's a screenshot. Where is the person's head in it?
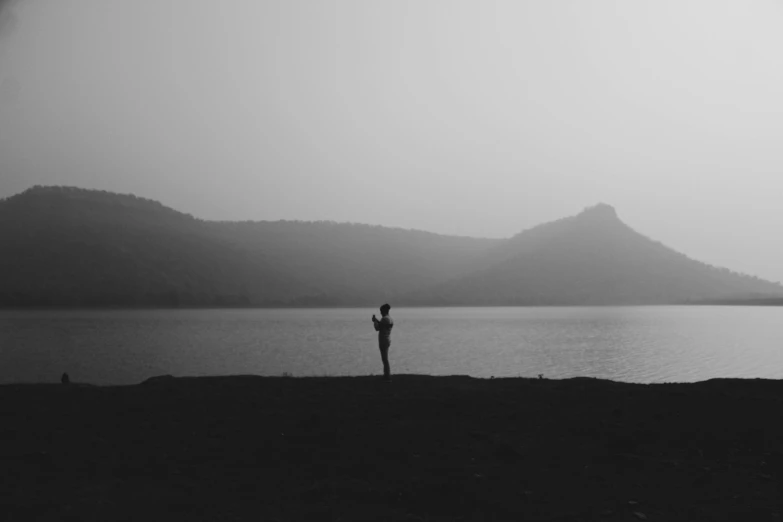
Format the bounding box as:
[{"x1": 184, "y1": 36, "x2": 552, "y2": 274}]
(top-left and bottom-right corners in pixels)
[{"x1": 380, "y1": 303, "x2": 391, "y2": 316}]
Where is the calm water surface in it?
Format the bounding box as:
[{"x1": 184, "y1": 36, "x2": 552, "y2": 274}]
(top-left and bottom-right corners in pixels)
[{"x1": 0, "y1": 307, "x2": 781, "y2": 385}]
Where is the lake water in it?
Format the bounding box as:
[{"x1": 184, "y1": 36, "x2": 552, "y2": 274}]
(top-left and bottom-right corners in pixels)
[{"x1": 0, "y1": 307, "x2": 781, "y2": 385}]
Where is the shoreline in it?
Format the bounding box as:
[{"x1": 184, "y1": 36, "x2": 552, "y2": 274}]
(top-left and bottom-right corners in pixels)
[
  {"x1": 2, "y1": 301, "x2": 783, "y2": 311},
  {"x1": 2, "y1": 375, "x2": 781, "y2": 521},
  {"x1": 2, "y1": 373, "x2": 782, "y2": 387}
]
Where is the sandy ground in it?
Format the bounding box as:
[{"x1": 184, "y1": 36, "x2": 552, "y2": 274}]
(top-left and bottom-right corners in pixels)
[{"x1": 1, "y1": 375, "x2": 781, "y2": 521}]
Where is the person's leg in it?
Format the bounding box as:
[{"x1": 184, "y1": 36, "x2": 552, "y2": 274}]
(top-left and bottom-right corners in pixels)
[{"x1": 379, "y1": 343, "x2": 390, "y2": 379}]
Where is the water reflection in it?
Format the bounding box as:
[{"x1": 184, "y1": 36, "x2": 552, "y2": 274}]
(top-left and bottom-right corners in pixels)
[{"x1": 0, "y1": 306, "x2": 781, "y2": 384}]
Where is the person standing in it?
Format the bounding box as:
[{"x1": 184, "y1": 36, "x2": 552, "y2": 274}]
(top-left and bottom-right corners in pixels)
[{"x1": 372, "y1": 303, "x2": 394, "y2": 381}]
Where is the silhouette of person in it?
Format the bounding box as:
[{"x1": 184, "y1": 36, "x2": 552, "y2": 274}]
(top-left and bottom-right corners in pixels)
[{"x1": 372, "y1": 303, "x2": 394, "y2": 381}]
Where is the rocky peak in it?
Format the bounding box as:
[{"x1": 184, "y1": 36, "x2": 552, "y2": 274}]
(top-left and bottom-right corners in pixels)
[{"x1": 577, "y1": 203, "x2": 619, "y2": 222}]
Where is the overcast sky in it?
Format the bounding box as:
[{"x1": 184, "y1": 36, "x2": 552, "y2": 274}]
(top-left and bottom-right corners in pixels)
[{"x1": 1, "y1": 0, "x2": 783, "y2": 282}]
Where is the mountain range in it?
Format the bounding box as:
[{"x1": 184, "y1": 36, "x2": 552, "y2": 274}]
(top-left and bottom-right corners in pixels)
[{"x1": 1, "y1": 186, "x2": 781, "y2": 307}]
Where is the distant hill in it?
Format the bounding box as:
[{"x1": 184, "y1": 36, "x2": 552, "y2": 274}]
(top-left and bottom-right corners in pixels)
[
  {"x1": 1, "y1": 187, "x2": 780, "y2": 307},
  {"x1": 0, "y1": 186, "x2": 499, "y2": 307},
  {"x1": 398, "y1": 203, "x2": 783, "y2": 305}
]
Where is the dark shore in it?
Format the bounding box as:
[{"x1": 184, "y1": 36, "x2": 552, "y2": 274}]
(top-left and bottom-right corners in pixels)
[{"x1": 1, "y1": 375, "x2": 781, "y2": 521}]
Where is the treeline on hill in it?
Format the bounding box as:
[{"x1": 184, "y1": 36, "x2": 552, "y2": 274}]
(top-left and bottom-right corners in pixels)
[
  {"x1": 1, "y1": 187, "x2": 781, "y2": 307},
  {"x1": 0, "y1": 187, "x2": 298, "y2": 306},
  {"x1": 0, "y1": 186, "x2": 499, "y2": 307}
]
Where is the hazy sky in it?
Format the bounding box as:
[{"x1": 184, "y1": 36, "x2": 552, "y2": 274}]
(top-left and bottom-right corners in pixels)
[{"x1": 1, "y1": 1, "x2": 783, "y2": 282}]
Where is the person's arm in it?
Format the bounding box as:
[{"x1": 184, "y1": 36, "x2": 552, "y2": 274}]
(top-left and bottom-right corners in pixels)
[{"x1": 372, "y1": 315, "x2": 380, "y2": 331}]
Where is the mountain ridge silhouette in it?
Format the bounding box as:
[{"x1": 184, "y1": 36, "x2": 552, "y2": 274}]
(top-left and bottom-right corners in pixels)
[
  {"x1": 399, "y1": 202, "x2": 782, "y2": 305},
  {"x1": 1, "y1": 186, "x2": 780, "y2": 307}
]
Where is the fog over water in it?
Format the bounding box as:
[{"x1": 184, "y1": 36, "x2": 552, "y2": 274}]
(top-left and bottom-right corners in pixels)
[{"x1": 2, "y1": 1, "x2": 783, "y2": 282}]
